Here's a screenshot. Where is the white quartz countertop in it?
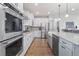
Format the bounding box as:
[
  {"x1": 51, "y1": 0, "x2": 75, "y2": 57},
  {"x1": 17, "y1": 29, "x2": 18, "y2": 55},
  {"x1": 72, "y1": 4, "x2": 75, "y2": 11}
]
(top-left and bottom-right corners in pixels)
[{"x1": 48, "y1": 31, "x2": 79, "y2": 45}]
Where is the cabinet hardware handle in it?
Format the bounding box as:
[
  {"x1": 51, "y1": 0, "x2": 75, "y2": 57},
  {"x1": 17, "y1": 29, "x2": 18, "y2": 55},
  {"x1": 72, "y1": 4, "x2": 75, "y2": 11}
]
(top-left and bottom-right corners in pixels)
[
  {"x1": 2, "y1": 42, "x2": 8, "y2": 44},
  {"x1": 62, "y1": 41, "x2": 67, "y2": 44},
  {"x1": 61, "y1": 45, "x2": 65, "y2": 49}
]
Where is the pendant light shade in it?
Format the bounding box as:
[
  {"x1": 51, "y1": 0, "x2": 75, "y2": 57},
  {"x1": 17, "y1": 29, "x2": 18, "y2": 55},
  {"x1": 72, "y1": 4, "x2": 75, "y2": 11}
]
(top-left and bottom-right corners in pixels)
[
  {"x1": 58, "y1": 18, "x2": 61, "y2": 21},
  {"x1": 65, "y1": 14, "x2": 69, "y2": 18},
  {"x1": 58, "y1": 4, "x2": 61, "y2": 21},
  {"x1": 65, "y1": 3, "x2": 69, "y2": 18}
]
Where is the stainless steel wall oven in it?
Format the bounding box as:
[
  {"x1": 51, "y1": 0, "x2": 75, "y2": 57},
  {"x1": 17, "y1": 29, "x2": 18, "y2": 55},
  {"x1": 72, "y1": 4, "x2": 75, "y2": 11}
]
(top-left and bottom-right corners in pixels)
[{"x1": 6, "y1": 37, "x2": 23, "y2": 56}]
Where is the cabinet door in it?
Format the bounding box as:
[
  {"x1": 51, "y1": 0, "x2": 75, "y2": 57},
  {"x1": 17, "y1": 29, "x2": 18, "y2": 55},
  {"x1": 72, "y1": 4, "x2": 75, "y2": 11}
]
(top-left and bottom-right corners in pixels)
[
  {"x1": 23, "y1": 34, "x2": 30, "y2": 49},
  {"x1": 47, "y1": 35, "x2": 51, "y2": 48},
  {"x1": 73, "y1": 45, "x2": 79, "y2": 56},
  {"x1": 0, "y1": 9, "x2": 5, "y2": 41},
  {"x1": 0, "y1": 44, "x2": 5, "y2": 56},
  {"x1": 23, "y1": 35, "x2": 28, "y2": 50},
  {"x1": 34, "y1": 31, "x2": 41, "y2": 37},
  {"x1": 47, "y1": 34, "x2": 53, "y2": 48},
  {"x1": 59, "y1": 45, "x2": 72, "y2": 56}
]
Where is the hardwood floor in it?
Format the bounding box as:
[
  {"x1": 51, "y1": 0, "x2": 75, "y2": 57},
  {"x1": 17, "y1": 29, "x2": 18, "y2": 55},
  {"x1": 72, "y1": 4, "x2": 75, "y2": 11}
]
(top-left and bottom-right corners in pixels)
[{"x1": 25, "y1": 38, "x2": 54, "y2": 56}]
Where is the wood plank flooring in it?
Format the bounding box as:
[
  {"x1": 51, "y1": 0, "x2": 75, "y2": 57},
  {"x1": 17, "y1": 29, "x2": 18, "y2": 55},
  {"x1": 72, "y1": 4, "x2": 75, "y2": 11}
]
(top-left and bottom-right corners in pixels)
[{"x1": 25, "y1": 38, "x2": 54, "y2": 56}]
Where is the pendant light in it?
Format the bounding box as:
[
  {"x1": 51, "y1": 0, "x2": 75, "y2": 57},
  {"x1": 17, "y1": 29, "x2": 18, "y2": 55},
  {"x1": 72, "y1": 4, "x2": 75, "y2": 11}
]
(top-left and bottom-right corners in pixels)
[
  {"x1": 58, "y1": 4, "x2": 61, "y2": 21},
  {"x1": 65, "y1": 3, "x2": 69, "y2": 18}
]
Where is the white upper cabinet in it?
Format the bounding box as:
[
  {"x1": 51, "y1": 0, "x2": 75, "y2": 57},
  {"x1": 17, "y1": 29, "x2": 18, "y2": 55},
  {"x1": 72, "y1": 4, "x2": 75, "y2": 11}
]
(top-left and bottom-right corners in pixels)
[
  {"x1": 12, "y1": 3, "x2": 24, "y2": 13},
  {"x1": 17, "y1": 3, "x2": 24, "y2": 13},
  {"x1": 0, "y1": 9, "x2": 6, "y2": 41}
]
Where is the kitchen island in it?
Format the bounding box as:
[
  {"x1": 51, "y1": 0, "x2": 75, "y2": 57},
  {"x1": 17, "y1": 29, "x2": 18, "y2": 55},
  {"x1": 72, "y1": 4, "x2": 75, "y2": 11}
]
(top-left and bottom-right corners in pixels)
[
  {"x1": 48, "y1": 31, "x2": 79, "y2": 45},
  {"x1": 48, "y1": 31, "x2": 79, "y2": 56}
]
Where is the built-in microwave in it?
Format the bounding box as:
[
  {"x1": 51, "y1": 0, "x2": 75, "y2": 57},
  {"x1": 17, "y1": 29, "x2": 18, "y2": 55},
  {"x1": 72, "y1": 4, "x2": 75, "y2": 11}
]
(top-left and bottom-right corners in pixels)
[{"x1": 5, "y1": 13, "x2": 22, "y2": 33}]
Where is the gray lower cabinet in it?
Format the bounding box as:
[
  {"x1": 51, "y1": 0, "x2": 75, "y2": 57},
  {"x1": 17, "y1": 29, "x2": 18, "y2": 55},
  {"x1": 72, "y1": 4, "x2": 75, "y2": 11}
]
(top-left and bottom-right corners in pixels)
[
  {"x1": 59, "y1": 38, "x2": 73, "y2": 56},
  {"x1": 59, "y1": 45, "x2": 72, "y2": 56},
  {"x1": 47, "y1": 34, "x2": 53, "y2": 48},
  {"x1": 73, "y1": 45, "x2": 79, "y2": 56},
  {"x1": 58, "y1": 36, "x2": 79, "y2": 56},
  {"x1": 47, "y1": 32, "x2": 79, "y2": 56}
]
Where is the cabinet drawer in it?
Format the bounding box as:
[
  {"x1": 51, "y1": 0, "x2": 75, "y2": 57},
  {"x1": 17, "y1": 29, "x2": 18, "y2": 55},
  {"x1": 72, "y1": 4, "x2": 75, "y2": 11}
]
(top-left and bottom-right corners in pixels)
[
  {"x1": 59, "y1": 44, "x2": 72, "y2": 56},
  {"x1": 59, "y1": 38, "x2": 73, "y2": 50}
]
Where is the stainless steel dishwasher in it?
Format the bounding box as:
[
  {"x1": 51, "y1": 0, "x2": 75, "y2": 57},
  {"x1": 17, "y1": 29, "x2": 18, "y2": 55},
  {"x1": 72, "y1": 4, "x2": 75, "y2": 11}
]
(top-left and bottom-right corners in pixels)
[{"x1": 52, "y1": 34, "x2": 59, "y2": 56}]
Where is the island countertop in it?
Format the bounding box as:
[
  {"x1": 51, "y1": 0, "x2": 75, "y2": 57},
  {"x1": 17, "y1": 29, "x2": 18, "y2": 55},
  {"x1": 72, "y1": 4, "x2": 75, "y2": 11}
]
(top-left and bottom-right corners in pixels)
[{"x1": 48, "y1": 31, "x2": 79, "y2": 45}]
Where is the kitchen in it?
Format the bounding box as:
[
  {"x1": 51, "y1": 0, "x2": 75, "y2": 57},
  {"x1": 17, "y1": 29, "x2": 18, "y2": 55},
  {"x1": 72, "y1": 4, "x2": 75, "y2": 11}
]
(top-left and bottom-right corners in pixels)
[{"x1": 0, "y1": 3, "x2": 79, "y2": 56}]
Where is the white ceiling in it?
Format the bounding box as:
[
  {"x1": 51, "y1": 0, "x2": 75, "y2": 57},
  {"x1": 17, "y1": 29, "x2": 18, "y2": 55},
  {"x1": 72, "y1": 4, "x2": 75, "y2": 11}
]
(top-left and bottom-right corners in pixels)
[{"x1": 23, "y1": 3, "x2": 79, "y2": 17}]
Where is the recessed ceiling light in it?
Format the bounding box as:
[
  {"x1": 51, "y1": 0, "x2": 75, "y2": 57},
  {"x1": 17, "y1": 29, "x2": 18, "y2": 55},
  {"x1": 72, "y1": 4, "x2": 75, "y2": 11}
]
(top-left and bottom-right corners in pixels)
[
  {"x1": 71, "y1": 8, "x2": 75, "y2": 11},
  {"x1": 34, "y1": 3, "x2": 38, "y2": 6},
  {"x1": 36, "y1": 11, "x2": 39, "y2": 15},
  {"x1": 48, "y1": 12, "x2": 50, "y2": 14},
  {"x1": 65, "y1": 14, "x2": 69, "y2": 18}
]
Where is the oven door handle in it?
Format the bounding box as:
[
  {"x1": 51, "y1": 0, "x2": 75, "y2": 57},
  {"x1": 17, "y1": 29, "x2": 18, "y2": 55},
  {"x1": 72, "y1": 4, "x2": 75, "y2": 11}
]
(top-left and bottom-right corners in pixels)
[
  {"x1": 0, "y1": 41, "x2": 8, "y2": 47},
  {"x1": 2, "y1": 41, "x2": 8, "y2": 44}
]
